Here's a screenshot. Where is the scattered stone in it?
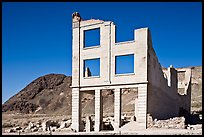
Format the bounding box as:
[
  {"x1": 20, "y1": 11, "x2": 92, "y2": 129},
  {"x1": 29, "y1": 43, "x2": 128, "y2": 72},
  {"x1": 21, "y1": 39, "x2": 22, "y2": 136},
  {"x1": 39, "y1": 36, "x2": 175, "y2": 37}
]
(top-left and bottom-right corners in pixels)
[
  {"x1": 5, "y1": 129, "x2": 12, "y2": 133},
  {"x1": 60, "y1": 92, "x2": 64, "y2": 96},
  {"x1": 23, "y1": 127, "x2": 30, "y2": 133},
  {"x1": 149, "y1": 116, "x2": 185, "y2": 129},
  {"x1": 62, "y1": 118, "x2": 69, "y2": 121},
  {"x1": 15, "y1": 126, "x2": 22, "y2": 130},
  {"x1": 42, "y1": 121, "x2": 47, "y2": 131},
  {"x1": 147, "y1": 114, "x2": 153, "y2": 128},
  {"x1": 121, "y1": 114, "x2": 127, "y2": 120},
  {"x1": 28, "y1": 122, "x2": 35, "y2": 129},
  {"x1": 31, "y1": 127, "x2": 38, "y2": 132},
  {"x1": 38, "y1": 127, "x2": 43, "y2": 132},
  {"x1": 131, "y1": 116, "x2": 136, "y2": 121},
  {"x1": 59, "y1": 120, "x2": 71, "y2": 129},
  {"x1": 9, "y1": 128, "x2": 16, "y2": 133},
  {"x1": 51, "y1": 126, "x2": 57, "y2": 132},
  {"x1": 187, "y1": 124, "x2": 202, "y2": 130}
]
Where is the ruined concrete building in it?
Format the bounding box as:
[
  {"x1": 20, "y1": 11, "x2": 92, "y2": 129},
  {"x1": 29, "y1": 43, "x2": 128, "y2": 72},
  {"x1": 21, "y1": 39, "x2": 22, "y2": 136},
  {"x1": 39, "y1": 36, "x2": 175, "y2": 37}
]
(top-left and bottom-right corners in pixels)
[{"x1": 71, "y1": 12, "x2": 192, "y2": 132}]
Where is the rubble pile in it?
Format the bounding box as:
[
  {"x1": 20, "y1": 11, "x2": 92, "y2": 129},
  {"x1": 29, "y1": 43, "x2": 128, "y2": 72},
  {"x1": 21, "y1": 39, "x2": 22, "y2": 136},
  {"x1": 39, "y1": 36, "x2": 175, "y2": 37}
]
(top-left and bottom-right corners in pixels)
[
  {"x1": 147, "y1": 114, "x2": 185, "y2": 129},
  {"x1": 187, "y1": 124, "x2": 202, "y2": 130},
  {"x1": 4, "y1": 119, "x2": 72, "y2": 134}
]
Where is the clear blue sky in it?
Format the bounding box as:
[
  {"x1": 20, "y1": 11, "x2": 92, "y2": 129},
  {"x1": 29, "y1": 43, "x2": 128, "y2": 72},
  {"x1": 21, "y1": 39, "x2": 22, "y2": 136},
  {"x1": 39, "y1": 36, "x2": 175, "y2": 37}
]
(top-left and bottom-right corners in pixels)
[{"x1": 2, "y1": 2, "x2": 202, "y2": 103}]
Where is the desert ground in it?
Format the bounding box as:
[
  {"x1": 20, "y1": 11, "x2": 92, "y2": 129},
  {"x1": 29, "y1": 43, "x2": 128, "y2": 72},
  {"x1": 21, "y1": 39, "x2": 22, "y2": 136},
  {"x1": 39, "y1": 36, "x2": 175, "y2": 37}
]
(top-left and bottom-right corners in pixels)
[{"x1": 2, "y1": 113, "x2": 202, "y2": 135}]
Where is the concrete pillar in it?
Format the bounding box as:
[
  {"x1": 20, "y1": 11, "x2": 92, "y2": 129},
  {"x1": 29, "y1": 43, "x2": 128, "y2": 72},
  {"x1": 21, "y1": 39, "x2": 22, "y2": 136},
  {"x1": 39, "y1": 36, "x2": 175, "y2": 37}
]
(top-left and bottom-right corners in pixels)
[
  {"x1": 101, "y1": 22, "x2": 111, "y2": 84},
  {"x1": 72, "y1": 16, "x2": 80, "y2": 87},
  {"x1": 95, "y1": 89, "x2": 103, "y2": 132},
  {"x1": 114, "y1": 88, "x2": 121, "y2": 131},
  {"x1": 167, "y1": 65, "x2": 178, "y2": 92},
  {"x1": 137, "y1": 84, "x2": 147, "y2": 128},
  {"x1": 71, "y1": 88, "x2": 81, "y2": 132},
  {"x1": 85, "y1": 116, "x2": 92, "y2": 132}
]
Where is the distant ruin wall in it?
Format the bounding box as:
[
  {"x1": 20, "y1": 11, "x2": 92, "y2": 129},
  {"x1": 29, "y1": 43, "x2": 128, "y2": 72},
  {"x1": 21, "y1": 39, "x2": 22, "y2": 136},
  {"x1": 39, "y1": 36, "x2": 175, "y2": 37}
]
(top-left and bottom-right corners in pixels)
[{"x1": 176, "y1": 68, "x2": 192, "y2": 113}]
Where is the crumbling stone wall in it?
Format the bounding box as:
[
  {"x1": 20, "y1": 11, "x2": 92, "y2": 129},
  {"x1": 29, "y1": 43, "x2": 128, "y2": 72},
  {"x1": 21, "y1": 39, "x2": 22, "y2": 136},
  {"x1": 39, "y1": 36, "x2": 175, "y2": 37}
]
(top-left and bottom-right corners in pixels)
[
  {"x1": 146, "y1": 33, "x2": 191, "y2": 121},
  {"x1": 146, "y1": 29, "x2": 189, "y2": 120},
  {"x1": 147, "y1": 114, "x2": 185, "y2": 129}
]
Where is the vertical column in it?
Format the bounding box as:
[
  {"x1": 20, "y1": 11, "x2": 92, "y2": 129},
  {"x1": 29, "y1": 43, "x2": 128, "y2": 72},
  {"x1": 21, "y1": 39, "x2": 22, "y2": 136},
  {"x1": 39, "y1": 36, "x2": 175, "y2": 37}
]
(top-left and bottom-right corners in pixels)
[
  {"x1": 114, "y1": 88, "x2": 121, "y2": 131},
  {"x1": 85, "y1": 116, "x2": 91, "y2": 132},
  {"x1": 110, "y1": 23, "x2": 115, "y2": 83},
  {"x1": 72, "y1": 13, "x2": 81, "y2": 87},
  {"x1": 95, "y1": 89, "x2": 103, "y2": 132},
  {"x1": 137, "y1": 84, "x2": 147, "y2": 128},
  {"x1": 71, "y1": 88, "x2": 81, "y2": 132},
  {"x1": 101, "y1": 22, "x2": 112, "y2": 84}
]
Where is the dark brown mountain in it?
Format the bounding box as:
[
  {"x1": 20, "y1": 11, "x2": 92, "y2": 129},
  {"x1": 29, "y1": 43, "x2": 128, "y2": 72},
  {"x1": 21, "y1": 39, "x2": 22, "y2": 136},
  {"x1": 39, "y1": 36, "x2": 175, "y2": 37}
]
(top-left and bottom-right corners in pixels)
[
  {"x1": 2, "y1": 66, "x2": 202, "y2": 115},
  {"x1": 2, "y1": 74, "x2": 72, "y2": 115}
]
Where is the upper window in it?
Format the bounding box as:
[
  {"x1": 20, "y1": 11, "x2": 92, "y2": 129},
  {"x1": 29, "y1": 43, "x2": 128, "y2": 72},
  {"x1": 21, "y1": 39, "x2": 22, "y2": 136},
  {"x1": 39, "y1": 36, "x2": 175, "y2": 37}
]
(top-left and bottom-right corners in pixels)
[
  {"x1": 115, "y1": 26, "x2": 134, "y2": 43},
  {"x1": 84, "y1": 28, "x2": 100, "y2": 48},
  {"x1": 115, "y1": 54, "x2": 134, "y2": 75}
]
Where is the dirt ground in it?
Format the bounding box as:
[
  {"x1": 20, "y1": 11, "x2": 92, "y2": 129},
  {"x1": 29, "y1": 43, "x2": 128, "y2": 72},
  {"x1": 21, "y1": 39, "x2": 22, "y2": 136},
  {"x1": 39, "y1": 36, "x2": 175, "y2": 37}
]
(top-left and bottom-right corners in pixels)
[
  {"x1": 2, "y1": 113, "x2": 202, "y2": 135},
  {"x1": 2, "y1": 128, "x2": 202, "y2": 135}
]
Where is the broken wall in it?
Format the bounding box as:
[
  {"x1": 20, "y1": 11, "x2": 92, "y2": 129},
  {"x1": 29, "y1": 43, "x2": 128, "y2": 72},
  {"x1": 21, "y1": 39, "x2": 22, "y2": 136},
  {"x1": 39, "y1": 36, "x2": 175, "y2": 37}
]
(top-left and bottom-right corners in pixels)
[{"x1": 147, "y1": 29, "x2": 180, "y2": 120}]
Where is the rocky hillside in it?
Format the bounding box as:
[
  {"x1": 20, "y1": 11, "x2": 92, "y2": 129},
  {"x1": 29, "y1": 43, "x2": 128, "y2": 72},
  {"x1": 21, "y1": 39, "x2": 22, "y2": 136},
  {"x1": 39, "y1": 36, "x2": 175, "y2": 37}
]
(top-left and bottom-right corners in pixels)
[
  {"x1": 2, "y1": 74, "x2": 72, "y2": 115},
  {"x1": 2, "y1": 66, "x2": 202, "y2": 115},
  {"x1": 190, "y1": 66, "x2": 202, "y2": 112}
]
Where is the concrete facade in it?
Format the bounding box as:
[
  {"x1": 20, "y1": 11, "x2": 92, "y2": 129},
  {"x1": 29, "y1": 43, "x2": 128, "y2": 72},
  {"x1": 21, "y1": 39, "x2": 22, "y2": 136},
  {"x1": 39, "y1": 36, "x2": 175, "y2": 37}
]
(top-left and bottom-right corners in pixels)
[{"x1": 71, "y1": 12, "x2": 192, "y2": 132}]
